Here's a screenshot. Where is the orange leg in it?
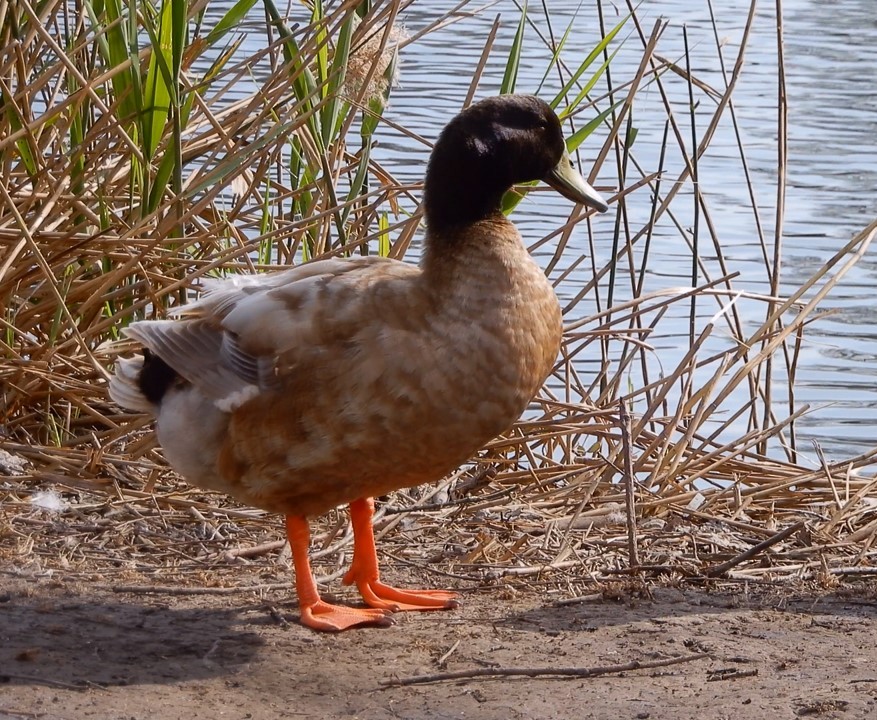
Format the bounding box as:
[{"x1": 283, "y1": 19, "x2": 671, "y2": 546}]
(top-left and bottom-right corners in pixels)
[
  {"x1": 285, "y1": 515, "x2": 392, "y2": 632},
  {"x1": 342, "y1": 497, "x2": 459, "y2": 612}
]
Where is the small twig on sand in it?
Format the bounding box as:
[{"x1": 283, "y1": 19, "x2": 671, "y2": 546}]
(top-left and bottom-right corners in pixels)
[
  {"x1": 437, "y1": 639, "x2": 460, "y2": 669},
  {"x1": 704, "y1": 521, "x2": 805, "y2": 577},
  {"x1": 0, "y1": 673, "x2": 91, "y2": 691},
  {"x1": 553, "y1": 592, "x2": 604, "y2": 606},
  {"x1": 264, "y1": 604, "x2": 293, "y2": 628},
  {"x1": 380, "y1": 653, "x2": 708, "y2": 688},
  {"x1": 221, "y1": 539, "x2": 287, "y2": 561},
  {"x1": 108, "y1": 582, "x2": 293, "y2": 595},
  {"x1": 707, "y1": 667, "x2": 758, "y2": 682},
  {"x1": 619, "y1": 400, "x2": 640, "y2": 568}
]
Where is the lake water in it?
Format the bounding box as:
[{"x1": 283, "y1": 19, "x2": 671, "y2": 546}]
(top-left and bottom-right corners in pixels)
[{"x1": 218, "y1": 0, "x2": 877, "y2": 462}]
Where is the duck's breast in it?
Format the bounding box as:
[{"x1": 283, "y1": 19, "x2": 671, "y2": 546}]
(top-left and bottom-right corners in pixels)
[{"x1": 216, "y1": 228, "x2": 560, "y2": 516}]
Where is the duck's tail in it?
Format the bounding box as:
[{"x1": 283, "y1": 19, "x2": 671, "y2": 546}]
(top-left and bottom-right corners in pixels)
[{"x1": 109, "y1": 354, "x2": 155, "y2": 413}]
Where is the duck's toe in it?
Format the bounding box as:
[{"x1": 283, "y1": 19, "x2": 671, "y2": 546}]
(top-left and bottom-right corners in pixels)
[{"x1": 352, "y1": 580, "x2": 459, "y2": 613}]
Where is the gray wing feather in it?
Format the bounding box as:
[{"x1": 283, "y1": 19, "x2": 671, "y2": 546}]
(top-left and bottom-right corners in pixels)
[{"x1": 124, "y1": 320, "x2": 260, "y2": 402}]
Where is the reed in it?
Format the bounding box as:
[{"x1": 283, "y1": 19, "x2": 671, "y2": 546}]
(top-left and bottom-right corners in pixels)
[{"x1": 2, "y1": 0, "x2": 876, "y2": 596}]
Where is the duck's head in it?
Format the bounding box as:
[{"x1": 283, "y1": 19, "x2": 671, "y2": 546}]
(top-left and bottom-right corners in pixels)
[{"x1": 423, "y1": 94, "x2": 609, "y2": 232}]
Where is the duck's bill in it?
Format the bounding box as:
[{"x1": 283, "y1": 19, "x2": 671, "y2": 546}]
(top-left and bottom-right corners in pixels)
[{"x1": 544, "y1": 151, "x2": 609, "y2": 213}]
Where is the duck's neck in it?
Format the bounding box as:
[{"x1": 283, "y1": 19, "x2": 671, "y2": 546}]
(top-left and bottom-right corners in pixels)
[
  {"x1": 420, "y1": 171, "x2": 512, "y2": 273},
  {"x1": 422, "y1": 180, "x2": 507, "y2": 235},
  {"x1": 420, "y1": 214, "x2": 523, "y2": 282},
  {"x1": 421, "y1": 137, "x2": 513, "y2": 236}
]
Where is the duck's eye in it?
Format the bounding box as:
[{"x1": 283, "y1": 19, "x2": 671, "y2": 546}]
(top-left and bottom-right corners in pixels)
[{"x1": 532, "y1": 117, "x2": 555, "y2": 134}]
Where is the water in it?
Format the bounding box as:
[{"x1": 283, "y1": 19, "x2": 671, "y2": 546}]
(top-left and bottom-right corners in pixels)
[{"x1": 208, "y1": 0, "x2": 877, "y2": 461}]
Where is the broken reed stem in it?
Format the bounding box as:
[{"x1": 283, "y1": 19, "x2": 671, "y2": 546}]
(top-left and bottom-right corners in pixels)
[
  {"x1": 704, "y1": 520, "x2": 805, "y2": 577},
  {"x1": 221, "y1": 539, "x2": 287, "y2": 560},
  {"x1": 620, "y1": 399, "x2": 640, "y2": 568},
  {"x1": 380, "y1": 652, "x2": 708, "y2": 687},
  {"x1": 553, "y1": 592, "x2": 604, "y2": 606}
]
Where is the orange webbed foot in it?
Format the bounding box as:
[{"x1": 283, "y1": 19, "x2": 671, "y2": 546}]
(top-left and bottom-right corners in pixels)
[
  {"x1": 345, "y1": 576, "x2": 459, "y2": 612},
  {"x1": 299, "y1": 599, "x2": 394, "y2": 632},
  {"x1": 345, "y1": 497, "x2": 459, "y2": 614}
]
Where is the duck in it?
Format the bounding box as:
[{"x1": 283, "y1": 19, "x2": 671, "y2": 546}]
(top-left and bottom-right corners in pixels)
[{"x1": 109, "y1": 94, "x2": 608, "y2": 632}]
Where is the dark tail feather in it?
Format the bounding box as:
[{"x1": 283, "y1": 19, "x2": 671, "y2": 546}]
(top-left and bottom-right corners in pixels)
[{"x1": 109, "y1": 349, "x2": 179, "y2": 412}]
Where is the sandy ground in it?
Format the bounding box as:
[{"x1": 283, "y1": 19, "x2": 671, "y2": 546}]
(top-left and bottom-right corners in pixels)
[{"x1": 2, "y1": 575, "x2": 877, "y2": 720}]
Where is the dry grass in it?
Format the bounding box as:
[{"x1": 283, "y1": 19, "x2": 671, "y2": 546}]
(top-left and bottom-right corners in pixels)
[{"x1": 3, "y1": 0, "x2": 877, "y2": 603}]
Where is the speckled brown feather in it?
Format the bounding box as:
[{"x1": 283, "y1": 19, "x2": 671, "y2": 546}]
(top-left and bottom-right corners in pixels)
[{"x1": 169, "y1": 215, "x2": 561, "y2": 517}]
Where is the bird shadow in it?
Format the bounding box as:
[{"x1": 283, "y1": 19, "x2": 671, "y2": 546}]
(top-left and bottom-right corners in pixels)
[{"x1": 0, "y1": 584, "x2": 269, "y2": 690}]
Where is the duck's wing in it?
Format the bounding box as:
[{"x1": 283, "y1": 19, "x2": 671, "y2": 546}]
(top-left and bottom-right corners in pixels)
[{"x1": 125, "y1": 256, "x2": 421, "y2": 410}]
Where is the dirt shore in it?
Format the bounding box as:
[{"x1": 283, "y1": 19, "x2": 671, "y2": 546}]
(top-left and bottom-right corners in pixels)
[{"x1": 2, "y1": 575, "x2": 877, "y2": 720}]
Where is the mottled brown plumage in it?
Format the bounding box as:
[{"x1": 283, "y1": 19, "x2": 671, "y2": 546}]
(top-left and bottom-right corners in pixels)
[{"x1": 110, "y1": 94, "x2": 608, "y2": 631}]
